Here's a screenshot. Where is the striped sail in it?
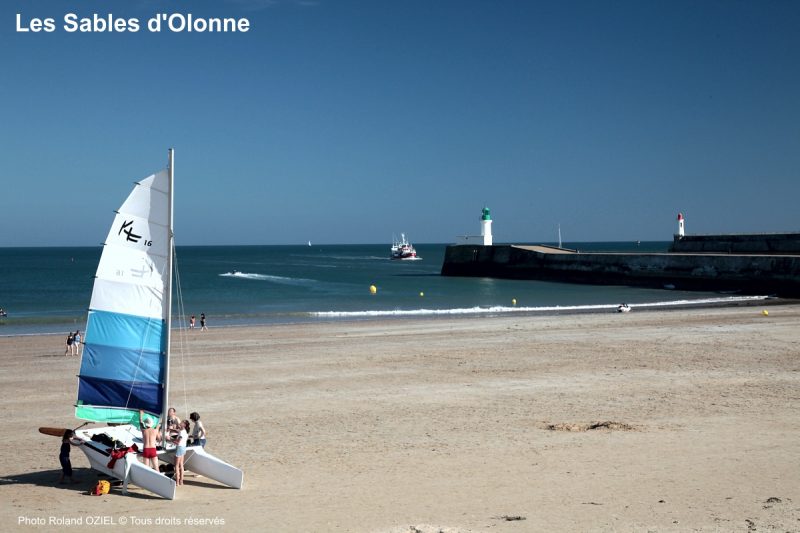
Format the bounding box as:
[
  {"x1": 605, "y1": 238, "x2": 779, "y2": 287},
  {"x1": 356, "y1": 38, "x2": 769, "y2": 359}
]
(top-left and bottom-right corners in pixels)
[{"x1": 76, "y1": 169, "x2": 171, "y2": 424}]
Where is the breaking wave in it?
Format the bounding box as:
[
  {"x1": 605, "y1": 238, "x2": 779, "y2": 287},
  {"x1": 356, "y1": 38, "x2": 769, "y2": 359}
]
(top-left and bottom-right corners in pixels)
[{"x1": 311, "y1": 295, "x2": 769, "y2": 318}]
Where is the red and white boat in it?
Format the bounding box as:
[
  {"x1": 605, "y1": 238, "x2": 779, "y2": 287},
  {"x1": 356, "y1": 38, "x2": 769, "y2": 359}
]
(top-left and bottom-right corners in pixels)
[{"x1": 390, "y1": 233, "x2": 418, "y2": 260}]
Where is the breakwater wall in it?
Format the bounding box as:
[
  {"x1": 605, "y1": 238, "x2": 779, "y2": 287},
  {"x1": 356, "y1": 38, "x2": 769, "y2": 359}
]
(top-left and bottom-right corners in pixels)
[
  {"x1": 669, "y1": 232, "x2": 800, "y2": 254},
  {"x1": 441, "y1": 245, "x2": 800, "y2": 297}
]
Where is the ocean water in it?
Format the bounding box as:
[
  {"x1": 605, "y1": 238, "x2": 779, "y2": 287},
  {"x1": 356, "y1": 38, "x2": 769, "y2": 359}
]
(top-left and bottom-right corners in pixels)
[{"x1": 0, "y1": 242, "x2": 766, "y2": 336}]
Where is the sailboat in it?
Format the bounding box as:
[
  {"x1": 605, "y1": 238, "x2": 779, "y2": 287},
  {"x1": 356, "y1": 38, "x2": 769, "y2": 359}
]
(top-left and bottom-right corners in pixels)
[{"x1": 71, "y1": 149, "x2": 243, "y2": 499}]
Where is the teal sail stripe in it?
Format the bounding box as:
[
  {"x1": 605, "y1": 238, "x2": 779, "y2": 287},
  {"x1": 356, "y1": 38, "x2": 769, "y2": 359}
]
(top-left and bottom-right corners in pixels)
[
  {"x1": 86, "y1": 310, "x2": 165, "y2": 353},
  {"x1": 80, "y1": 343, "x2": 164, "y2": 385}
]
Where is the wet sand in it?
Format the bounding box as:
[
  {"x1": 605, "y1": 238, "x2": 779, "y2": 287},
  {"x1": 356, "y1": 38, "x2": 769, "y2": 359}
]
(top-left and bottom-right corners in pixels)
[{"x1": 2, "y1": 305, "x2": 799, "y2": 531}]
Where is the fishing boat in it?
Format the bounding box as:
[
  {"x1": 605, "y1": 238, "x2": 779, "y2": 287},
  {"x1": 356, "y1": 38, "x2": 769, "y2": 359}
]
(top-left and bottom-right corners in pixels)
[
  {"x1": 390, "y1": 233, "x2": 419, "y2": 260},
  {"x1": 70, "y1": 149, "x2": 243, "y2": 499}
]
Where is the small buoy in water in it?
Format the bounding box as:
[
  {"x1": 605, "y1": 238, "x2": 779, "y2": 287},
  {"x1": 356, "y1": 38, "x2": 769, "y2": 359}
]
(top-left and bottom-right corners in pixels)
[
  {"x1": 762, "y1": 309, "x2": 769, "y2": 316},
  {"x1": 511, "y1": 298, "x2": 517, "y2": 306},
  {"x1": 369, "y1": 285, "x2": 377, "y2": 294},
  {"x1": 419, "y1": 292, "x2": 424, "y2": 297}
]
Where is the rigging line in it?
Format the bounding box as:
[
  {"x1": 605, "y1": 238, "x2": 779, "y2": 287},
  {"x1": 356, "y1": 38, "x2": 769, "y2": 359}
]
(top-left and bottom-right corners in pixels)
[
  {"x1": 172, "y1": 247, "x2": 191, "y2": 421},
  {"x1": 120, "y1": 267, "x2": 162, "y2": 419},
  {"x1": 122, "y1": 314, "x2": 154, "y2": 417}
]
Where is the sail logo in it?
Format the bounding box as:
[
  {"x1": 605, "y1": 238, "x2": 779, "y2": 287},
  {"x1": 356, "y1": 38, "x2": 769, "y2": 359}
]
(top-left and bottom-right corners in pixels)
[{"x1": 119, "y1": 220, "x2": 152, "y2": 246}]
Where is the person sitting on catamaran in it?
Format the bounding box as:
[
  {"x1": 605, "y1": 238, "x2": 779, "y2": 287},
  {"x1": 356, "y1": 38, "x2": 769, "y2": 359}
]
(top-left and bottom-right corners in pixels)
[{"x1": 159, "y1": 407, "x2": 181, "y2": 440}]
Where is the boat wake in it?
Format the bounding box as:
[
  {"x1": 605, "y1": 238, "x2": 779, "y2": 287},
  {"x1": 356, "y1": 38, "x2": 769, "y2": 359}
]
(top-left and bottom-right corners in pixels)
[
  {"x1": 220, "y1": 272, "x2": 317, "y2": 286},
  {"x1": 311, "y1": 295, "x2": 769, "y2": 318}
]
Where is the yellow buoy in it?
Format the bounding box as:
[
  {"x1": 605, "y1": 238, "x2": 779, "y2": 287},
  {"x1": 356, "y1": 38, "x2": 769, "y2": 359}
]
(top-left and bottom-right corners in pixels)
[
  {"x1": 419, "y1": 292, "x2": 424, "y2": 297},
  {"x1": 511, "y1": 298, "x2": 517, "y2": 306},
  {"x1": 762, "y1": 309, "x2": 769, "y2": 316},
  {"x1": 369, "y1": 285, "x2": 377, "y2": 294}
]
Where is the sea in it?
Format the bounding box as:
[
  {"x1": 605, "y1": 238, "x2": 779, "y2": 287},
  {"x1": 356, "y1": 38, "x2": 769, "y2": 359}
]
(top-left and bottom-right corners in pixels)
[{"x1": 0, "y1": 242, "x2": 769, "y2": 336}]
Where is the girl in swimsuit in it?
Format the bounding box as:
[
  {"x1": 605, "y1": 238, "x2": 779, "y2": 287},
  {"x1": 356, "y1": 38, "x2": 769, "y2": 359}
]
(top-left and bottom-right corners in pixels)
[{"x1": 173, "y1": 421, "x2": 190, "y2": 486}]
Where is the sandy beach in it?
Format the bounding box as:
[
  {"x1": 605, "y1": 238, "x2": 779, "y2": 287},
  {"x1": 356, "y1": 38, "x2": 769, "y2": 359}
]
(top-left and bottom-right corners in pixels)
[{"x1": 2, "y1": 304, "x2": 799, "y2": 532}]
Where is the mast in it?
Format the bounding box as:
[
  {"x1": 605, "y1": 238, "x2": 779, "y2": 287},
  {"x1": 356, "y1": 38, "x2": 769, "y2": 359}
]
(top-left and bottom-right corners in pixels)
[{"x1": 162, "y1": 148, "x2": 174, "y2": 446}]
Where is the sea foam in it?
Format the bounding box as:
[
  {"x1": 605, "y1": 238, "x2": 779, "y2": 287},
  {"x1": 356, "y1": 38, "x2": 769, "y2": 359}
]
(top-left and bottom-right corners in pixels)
[
  {"x1": 311, "y1": 295, "x2": 769, "y2": 318},
  {"x1": 220, "y1": 272, "x2": 316, "y2": 286}
]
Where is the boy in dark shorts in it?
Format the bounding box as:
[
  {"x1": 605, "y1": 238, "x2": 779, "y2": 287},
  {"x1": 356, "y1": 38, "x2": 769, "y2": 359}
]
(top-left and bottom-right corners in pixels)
[{"x1": 58, "y1": 430, "x2": 80, "y2": 483}]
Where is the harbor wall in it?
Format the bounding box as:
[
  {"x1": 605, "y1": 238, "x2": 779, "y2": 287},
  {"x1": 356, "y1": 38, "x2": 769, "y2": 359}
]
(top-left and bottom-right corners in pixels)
[
  {"x1": 669, "y1": 233, "x2": 800, "y2": 254},
  {"x1": 441, "y1": 245, "x2": 800, "y2": 297}
]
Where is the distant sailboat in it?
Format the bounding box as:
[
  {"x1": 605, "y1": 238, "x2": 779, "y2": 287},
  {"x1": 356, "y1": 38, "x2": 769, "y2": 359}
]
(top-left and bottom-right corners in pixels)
[
  {"x1": 308, "y1": 240, "x2": 312, "y2": 247},
  {"x1": 69, "y1": 149, "x2": 243, "y2": 499}
]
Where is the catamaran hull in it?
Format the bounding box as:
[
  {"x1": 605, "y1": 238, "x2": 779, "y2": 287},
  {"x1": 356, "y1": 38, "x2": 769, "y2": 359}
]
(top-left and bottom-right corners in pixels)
[
  {"x1": 161, "y1": 447, "x2": 244, "y2": 489},
  {"x1": 76, "y1": 435, "x2": 176, "y2": 500},
  {"x1": 74, "y1": 425, "x2": 242, "y2": 499}
]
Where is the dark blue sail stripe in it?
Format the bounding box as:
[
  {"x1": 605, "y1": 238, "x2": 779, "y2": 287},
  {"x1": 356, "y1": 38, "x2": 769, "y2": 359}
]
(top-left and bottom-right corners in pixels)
[
  {"x1": 80, "y1": 343, "x2": 163, "y2": 385},
  {"x1": 77, "y1": 376, "x2": 162, "y2": 415},
  {"x1": 86, "y1": 309, "x2": 165, "y2": 354}
]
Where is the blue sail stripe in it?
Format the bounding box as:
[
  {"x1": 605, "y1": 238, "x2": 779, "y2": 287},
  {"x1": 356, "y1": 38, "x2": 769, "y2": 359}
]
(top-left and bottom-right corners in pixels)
[
  {"x1": 78, "y1": 376, "x2": 162, "y2": 415},
  {"x1": 86, "y1": 310, "x2": 165, "y2": 354},
  {"x1": 80, "y1": 343, "x2": 163, "y2": 385}
]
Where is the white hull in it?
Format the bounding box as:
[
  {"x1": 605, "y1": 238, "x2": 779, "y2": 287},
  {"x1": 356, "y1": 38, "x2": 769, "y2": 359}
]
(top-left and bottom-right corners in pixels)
[
  {"x1": 75, "y1": 425, "x2": 242, "y2": 499},
  {"x1": 391, "y1": 233, "x2": 419, "y2": 260}
]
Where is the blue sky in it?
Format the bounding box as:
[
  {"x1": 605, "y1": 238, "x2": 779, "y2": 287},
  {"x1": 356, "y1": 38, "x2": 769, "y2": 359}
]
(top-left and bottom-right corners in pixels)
[{"x1": 2, "y1": 0, "x2": 798, "y2": 246}]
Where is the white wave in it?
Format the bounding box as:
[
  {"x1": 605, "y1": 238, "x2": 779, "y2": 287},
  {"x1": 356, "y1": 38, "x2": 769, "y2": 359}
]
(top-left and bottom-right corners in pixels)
[
  {"x1": 220, "y1": 272, "x2": 316, "y2": 286},
  {"x1": 311, "y1": 295, "x2": 769, "y2": 318}
]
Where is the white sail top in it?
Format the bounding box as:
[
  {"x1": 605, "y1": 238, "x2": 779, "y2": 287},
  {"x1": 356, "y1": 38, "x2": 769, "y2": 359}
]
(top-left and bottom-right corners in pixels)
[{"x1": 89, "y1": 170, "x2": 170, "y2": 320}]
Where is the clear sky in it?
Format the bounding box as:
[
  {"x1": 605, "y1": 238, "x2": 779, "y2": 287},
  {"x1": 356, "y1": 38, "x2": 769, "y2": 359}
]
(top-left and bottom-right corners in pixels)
[{"x1": 2, "y1": 0, "x2": 798, "y2": 246}]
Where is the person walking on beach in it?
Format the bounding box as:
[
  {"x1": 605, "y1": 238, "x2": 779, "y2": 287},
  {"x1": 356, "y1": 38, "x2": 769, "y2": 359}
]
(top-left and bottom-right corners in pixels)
[
  {"x1": 73, "y1": 330, "x2": 82, "y2": 357},
  {"x1": 58, "y1": 429, "x2": 81, "y2": 484},
  {"x1": 200, "y1": 313, "x2": 207, "y2": 331},
  {"x1": 189, "y1": 412, "x2": 207, "y2": 447},
  {"x1": 189, "y1": 315, "x2": 195, "y2": 330},
  {"x1": 64, "y1": 332, "x2": 74, "y2": 356},
  {"x1": 139, "y1": 410, "x2": 160, "y2": 471}
]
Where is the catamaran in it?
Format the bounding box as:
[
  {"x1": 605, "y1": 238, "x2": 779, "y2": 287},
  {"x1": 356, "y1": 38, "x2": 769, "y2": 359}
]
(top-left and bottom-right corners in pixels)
[{"x1": 70, "y1": 149, "x2": 243, "y2": 499}]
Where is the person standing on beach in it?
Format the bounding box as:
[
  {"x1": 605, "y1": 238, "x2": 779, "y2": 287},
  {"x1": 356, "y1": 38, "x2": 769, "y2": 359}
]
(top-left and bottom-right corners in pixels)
[
  {"x1": 172, "y1": 420, "x2": 190, "y2": 486},
  {"x1": 64, "y1": 332, "x2": 74, "y2": 356},
  {"x1": 73, "y1": 330, "x2": 82, "y2": 357},
  {"x1": 58, "y1": 429, "x2": 81, "y2": 484},
  {"x1": 200, "y1": 313, "x2": 207, "y2": 331},
  {"x1": 139, "y1": 410, "x2": 160, "y2": 471},
  {"x1": 189, "y1": 412, "x2": 207, "y2": 447},
  {"x1": 189, "y1": 315, "x2": 195, "y2": 330}
]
